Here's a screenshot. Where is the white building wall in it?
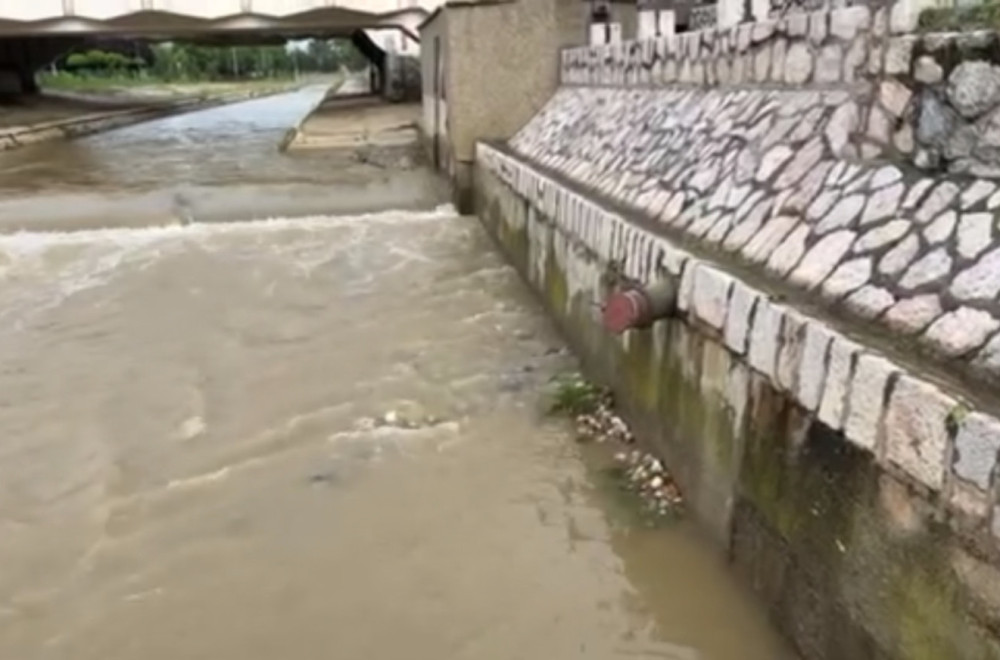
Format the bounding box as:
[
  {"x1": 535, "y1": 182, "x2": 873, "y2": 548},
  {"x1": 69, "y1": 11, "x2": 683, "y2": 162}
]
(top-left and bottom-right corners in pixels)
[{"x1": 365, "y1": 3, "x2": 438, "y2": 56}]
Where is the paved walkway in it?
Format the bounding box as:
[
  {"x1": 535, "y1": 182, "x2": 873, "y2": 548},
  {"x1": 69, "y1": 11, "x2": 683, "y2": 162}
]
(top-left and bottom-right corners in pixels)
[{"x1": 287, "y1": 76, "x2": 420, "y2": 154}]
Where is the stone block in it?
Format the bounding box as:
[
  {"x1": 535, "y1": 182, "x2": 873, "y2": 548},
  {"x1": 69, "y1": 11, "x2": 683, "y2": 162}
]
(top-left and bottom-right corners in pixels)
[
  {"x1": 822, "y1": 257, "x2": 872, "y2": 299},
  {"x1": 776, "y1": 309, "x2": 807, "y2": 394},
  {"x1": 787, "y1": 12, "x2": 808, "y2": 37},
  {"x1": 817, "y1": 194, "x2": 864, "y2": 233},
  {"x1": 958, "y1": 213, "x2": 993, "y2": 259},
  {"x1": 902, "y1": 179, "x2": 934, "y2": 210},
  {"x1": 724, "y1": 281, "x2": 760, "y2": 355},
  {"x1": 754, "y1": 44, "x2": 772, "y2": 83},
  {"x1": 890, "y1": 0, "x2": 920, "y2": 34},
  {"x1": 885, "y1": 375, "x2": 956, "y2": 491},
  {"x1": 845, "y1": 353, "x2": 897, "y2": 452},
  {"x1": 924, "y1": 211, "x2": 957, "y2": 245},
  {"x1": 947, "y1": 61, "x2": 1000, "y2": 119},
  {"x1": 659, "y1": 242, "x2": 691, "y2": 278},
  {"x1": 798, "y1": 322, "x2": 833, "y2": 412},
  {"x1": 894, "y1": 124, "x2": 915, "y2": 153},
  {"x1": 949, "y1": 477, "x2": 991, "y2": 520},
  {"x1": 812, "y1": 192, "x2": 841, "y2": 221},
  {"x1": 867, "y1": 106, "x2": 893, "y2": 145},
  {"x1": 809, "y1": 11, "x2": 828, "y2": 45},
  {"x1": 844, "y1": 285, "x2": 895, "y2": 320},
  {"x1": 756, "y1": 145, "x2": 793, "y2": 183},
  {"x1": 899, "y1": 248, "x2": 953, "y2": 290},
  {"x1": 748, "y1": 300, "x2": 783, "y2": 382},
  {"x1": 960, "y1": 181, "x2": 996, "y2": 210},
  {"x1": 974, "y1": 333, "x2": 1000, "y2": 380},
  {"x1": 854, "y1": 220, "x2": 910, "y2": 254},
  {"x1": 767, "y1": 224, "x2": 809, "y2": 277},
  {"x1": 815, "y1": 44, "x2": 844, "y2": 84},
  {"x1": 775, "y1": 137, "x2": 824, "y2": 190},
  {"x1": 873, "y1": 6, "x2": 888, "y2": 36},
  {"x1": 830, "y1": 6, "x2": 871, "y2": 41},
  {"x1": 843, "y1": 36, "x2": 867, "y2": 83},
  {"x1": 726, "y1": 359, "x2": 750, "y2": 438},
  {"x1": 915, "y1": 182, "x2": 960, "y2": 224},
  {"x1": 951, "y1": 247, "x2": 1000, "y2": 301},
  {"x1": 879, "y1": 233, "x2": 920, "y2": 276},
  {"x1": 770, "y1": 38, "x2": 787, "y2": 83},
  {"x1": 885, "y1": 36, "x2": 915, "y2": 75},
  {"x1": 784, "y1": 161, "x2": 833, "y2": 215},
  {"x1": 916, "y1": 91, "x2": 958, "y2": 150},
  {"x1": 691, "y1": 264, "x2": 733, "y2": 331},
  {"x1": 677, "y1": 259, "x2": 696, "y2": 313},
  {"x1": 953, "y1": 412, "x2": 1000, "y2": 490},
  {"x1": 884, "y1": 295, "x2": 942, "y2": 335},
  {"x1": 924, "y1": 307, "x2": 1000, "y2": 357},
  {"x1": 818, "y1": 334, "x2": 861, "y2": 431},
  {"x1": 826, "y1": 102, "x2": 859, "y2": 157},
  {"x1": 868, "y1": 42, "x2": 884, "y2": 76},
  {"x1": 880, "y1": 80, "x2": 913, "y2": 118},
  {"x1": 790, "y1": 230, "x2": 856, "y2": 290},
  {"x1": 875, "y1": 165, "x2": 903, "y2": 188},
  {"x1": 914, "y1": 55, "x2": 944, "y2": 84},
  {"x1": 785, "y1": 42, "x2": 814, "y2": 85}
]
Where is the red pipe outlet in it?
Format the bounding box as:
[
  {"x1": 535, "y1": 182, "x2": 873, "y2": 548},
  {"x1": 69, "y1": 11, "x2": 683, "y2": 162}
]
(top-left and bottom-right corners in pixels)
[
  {"x1": 602, "y1": 288, "x2": 651, "y2": 334},
  {"x1": 601, "y1": 279, "x2": 679, "y2": 335}
]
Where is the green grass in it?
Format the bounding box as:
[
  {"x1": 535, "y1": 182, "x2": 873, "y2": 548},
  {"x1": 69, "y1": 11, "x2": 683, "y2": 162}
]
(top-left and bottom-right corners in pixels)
[
  {"x1": 37, "y1": 71, "x2": 298, "y2": 94},
  {"x1": 919, "y1": 2, "x2": 1000, "y2": 31},
  {"x1": 38, "y1": 71, "x2": 178, "y2": 91},
  {"x1": 544, "y1": 372, "x2": 606, "y2": 416}
]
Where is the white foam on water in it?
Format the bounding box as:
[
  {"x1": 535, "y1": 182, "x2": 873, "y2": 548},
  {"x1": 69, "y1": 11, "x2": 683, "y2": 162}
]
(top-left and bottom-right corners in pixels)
[{"x1": 0, "y1": 204, "x2": 459, "y2": 326}]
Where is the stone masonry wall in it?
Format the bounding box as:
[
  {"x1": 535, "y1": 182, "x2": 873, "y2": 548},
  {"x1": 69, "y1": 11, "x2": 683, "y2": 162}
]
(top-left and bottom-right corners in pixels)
[
  {"x1": 561, "y1": 6, "x2": 877, "y2": 91},
  {"x1": 537, "y1": 4, "x2": 1000, "y2": 394},
  {"x1": 465, "y1": 2, "x2": 1000, "y2": 657},
  {"x1": 511, "y1": 83, "x2": 1000, "y2": 390},
  {"x1": 903, "y1": 30, "x2": 1000, "y2": 178},
  {"x1": 476, "y1": 141, "x2": 1000, "y2": 660},
  {"x1": 561, "y1": 4, "x2": 1000, "y2": 180}
]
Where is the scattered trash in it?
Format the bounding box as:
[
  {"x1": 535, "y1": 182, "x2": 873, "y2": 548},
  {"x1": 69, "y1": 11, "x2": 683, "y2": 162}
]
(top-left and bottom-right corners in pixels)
[
  {"x1": 614, "y1": 450, "x2": 684, "y2": 517},
  {"x1": 548, "y1": 371, "x2": 683, "y2": 519},
  {"x1": 575, "y1": 397, "x2": 634, "y2": 444}
]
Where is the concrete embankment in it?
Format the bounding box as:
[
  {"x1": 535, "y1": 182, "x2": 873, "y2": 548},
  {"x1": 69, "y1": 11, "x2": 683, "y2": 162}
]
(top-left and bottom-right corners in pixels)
[
  {"x1": 0, "y1": 86, "x2": 296, "y2": 152},
  {"x1": 469, "y1": 3, "x2": 1000, "y2": 659},
  {"x1": 282, "y1": 76, "x2": 422, "y2": 169}
]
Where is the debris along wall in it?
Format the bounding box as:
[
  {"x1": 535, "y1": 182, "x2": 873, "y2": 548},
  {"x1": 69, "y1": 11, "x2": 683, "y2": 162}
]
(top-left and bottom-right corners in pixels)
[
  {"x1": 476, "y1": 141, "x2": 1000, "y2": 660},
  {"x1": 466, "y1": 2, "x2": 1000, "y2": 658}
]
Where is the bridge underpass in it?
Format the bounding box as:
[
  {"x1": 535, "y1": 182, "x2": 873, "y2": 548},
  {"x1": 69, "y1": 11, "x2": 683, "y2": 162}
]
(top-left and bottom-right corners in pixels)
[{"x1": 0, "y1": 1, "x2": 425, "y2": 95}]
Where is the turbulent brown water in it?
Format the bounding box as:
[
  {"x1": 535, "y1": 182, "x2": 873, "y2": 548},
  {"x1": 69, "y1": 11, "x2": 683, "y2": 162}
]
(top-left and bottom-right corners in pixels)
[{"x1": 0, "y1": 86, "x2": 794, "y2": 659}]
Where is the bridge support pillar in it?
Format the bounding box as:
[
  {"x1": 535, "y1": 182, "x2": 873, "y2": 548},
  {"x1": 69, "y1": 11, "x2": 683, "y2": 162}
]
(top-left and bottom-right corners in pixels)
[
  {"x1": 0, "y1": 66, "x2": 38, "y2": 96},
  {"x1": 0, "y1": 37, "x2": 78, "y2": 97}
]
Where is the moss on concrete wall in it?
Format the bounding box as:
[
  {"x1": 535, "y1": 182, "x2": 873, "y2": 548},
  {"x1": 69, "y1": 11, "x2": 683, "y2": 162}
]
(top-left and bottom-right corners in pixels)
[{"x1": 474, "y1": 160, "x2": 1000, "y2": 660}]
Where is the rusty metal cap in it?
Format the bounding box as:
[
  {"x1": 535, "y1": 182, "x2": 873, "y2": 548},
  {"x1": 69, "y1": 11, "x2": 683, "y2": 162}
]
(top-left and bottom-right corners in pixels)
[{"x1": 602, "y1": 289, "x2": 649, "y2": 334}]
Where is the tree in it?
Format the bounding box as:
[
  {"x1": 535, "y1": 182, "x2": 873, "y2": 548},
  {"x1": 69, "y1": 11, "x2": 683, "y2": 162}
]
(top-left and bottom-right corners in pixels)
[{"x1": 53, "y1": 38, "x2": 365, "y2": 83}]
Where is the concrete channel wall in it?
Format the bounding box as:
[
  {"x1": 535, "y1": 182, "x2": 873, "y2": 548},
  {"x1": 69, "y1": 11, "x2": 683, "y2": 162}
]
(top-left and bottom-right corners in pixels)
[
  {"x1": 470, "y1": 2, "x2": 1000, "y2": 659},
  {"x1": 0, "y1": 88, "x2": 290, "y2": 152}
]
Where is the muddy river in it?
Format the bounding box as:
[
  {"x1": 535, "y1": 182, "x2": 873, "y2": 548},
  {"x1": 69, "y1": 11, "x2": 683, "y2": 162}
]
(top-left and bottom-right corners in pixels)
[{"x1": 0, "y1": 86, "x2": 794, "y2": 659}]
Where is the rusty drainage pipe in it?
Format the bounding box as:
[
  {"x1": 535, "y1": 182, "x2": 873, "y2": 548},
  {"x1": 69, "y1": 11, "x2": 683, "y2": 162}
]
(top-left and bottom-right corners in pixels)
[{"x1": 602, "y1": 278, "x2": 679, "y2": 334}]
